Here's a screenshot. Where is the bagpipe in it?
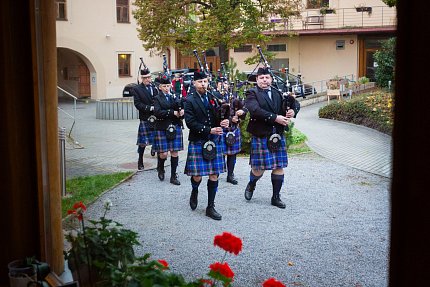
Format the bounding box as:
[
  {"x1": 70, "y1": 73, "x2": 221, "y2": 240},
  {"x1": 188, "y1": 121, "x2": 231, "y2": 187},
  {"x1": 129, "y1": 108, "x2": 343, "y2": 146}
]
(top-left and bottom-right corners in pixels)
[
  {"x1": 218, "y1": 63, "x2": 246, "y2": 146},
  {"x1": 137, "y1": 57, "x2": 149, "y2": 84},
  {"x1": 163, "y1": 53, "x2": 185, "y2": 119},
  {"x1": 256, "y1": 45, "x2": 300, "y2": 115},
  {"x1": 220, "y1": 63, "x2": 245, "y2": 119},
  {"x1": 192, "y1": 49, "x2": 229, "y2": 123}
]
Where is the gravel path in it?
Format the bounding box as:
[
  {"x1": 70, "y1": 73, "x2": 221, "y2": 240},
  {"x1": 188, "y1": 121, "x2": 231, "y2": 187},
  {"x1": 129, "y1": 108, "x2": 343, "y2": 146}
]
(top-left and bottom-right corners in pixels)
[{"x1": 84, "y1": 153, "x2": 390, "y2": 287}]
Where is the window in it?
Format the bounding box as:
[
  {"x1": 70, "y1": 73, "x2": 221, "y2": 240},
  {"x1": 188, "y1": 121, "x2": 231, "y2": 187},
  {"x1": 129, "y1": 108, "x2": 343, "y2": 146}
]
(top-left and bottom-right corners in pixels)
[
  {"x1": 336, "y1": 40, "x2": 345, "y2": 50},
  {"x1": 267, "y1": 44, "x2": 287, "y2": 52},
  {"x1": 307, "y1": 0, "x2": 329, "y2": 9},
  {"x1": 118, "y1": 54, "x2": 131, "y2": 77},
  {"x1": 234, "y1": 45, "x2": 252, "y2": 53},
  {"x1": 55, "y1": 0, "x2": 67, "y2": 20},
  {"x1": 116, "y1": 0, "x2": 130, "y2": 23}
]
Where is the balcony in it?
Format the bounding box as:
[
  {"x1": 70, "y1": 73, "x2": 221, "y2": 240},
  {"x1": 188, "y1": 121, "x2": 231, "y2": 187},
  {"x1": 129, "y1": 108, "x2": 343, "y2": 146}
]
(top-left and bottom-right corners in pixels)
[{"x1": 268, "y1": 6, "x2": 396, "y2": 34}]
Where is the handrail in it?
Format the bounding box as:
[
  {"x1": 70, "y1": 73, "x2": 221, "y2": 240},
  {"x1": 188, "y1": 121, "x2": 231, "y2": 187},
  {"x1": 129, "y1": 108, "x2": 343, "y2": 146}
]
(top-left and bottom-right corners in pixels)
[
  {"x1": 57, "y1": 86, "x2": 77, "y2": 137},
  {"x1": 269, "y1": 6, "x2": 396, "y2": 31}
]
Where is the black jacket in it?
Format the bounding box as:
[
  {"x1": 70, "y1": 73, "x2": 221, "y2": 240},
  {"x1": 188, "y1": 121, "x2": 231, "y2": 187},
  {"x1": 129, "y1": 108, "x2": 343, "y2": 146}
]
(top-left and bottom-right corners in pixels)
[
  {"x1": 132, "y1": 84, "x2": 158, "y2": 121},
  {"x1": 245, "y1": 87, "x2": 286, "y2": 137},
  {"x1": 154, "y1": 93, "x2": 183, "y2": 130},
  {"x1": 184, "y1": 91, "x2": 221, "y2": 142}
]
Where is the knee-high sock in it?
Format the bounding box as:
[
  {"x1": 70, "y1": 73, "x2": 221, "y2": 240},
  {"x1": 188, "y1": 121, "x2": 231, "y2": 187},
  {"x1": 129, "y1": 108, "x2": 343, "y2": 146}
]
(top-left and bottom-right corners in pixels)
[
  {"x1": 158, "y1": 155, "x2": 166, "y2": 171},
  {"x1": 191, "y1": 177, "x2": 201, "y2": 192},
  {"x1": 171, "y1": 156, "x2": 179, "y2": 175},
  {"x1": 227, "y1": 154, "x2": 236, "y2": 176},
  {"x1": 138, "y1": 146, "x2": 145, "y2": 161},
  {"x1": 207, "y1": 179, "x2": 218, "y2": 206},
  {"x1": 248, "y1": 170, "x2": 263, "y2": 186},
  {"x1": 271, "y1": 173, "x2": 284, "y2": 197}
]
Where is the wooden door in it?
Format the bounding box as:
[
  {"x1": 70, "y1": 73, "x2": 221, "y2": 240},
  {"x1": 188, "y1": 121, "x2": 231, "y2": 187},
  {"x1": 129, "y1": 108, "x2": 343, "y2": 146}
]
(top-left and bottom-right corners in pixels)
[
  {"x1": 78, "y1": 63, "x2": 90, "y2": 97},
  {"x1": 178, "y1": 55, "x2": 220, "y2": 73}
]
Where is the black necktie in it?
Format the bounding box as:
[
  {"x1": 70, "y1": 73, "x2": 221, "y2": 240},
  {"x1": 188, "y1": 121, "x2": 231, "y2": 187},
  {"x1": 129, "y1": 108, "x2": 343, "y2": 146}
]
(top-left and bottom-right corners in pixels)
[
  {"x1": 203, "y1": 95, "x2": 209, "y2": 108},
  {"x1": 263, "y1": 89, "x2": 271, "y2": 100}
]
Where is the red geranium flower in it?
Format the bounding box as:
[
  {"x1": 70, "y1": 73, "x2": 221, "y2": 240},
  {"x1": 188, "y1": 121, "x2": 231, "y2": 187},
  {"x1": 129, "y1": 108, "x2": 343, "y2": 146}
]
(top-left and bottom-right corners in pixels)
[
  {"x1": 73, "y1": 201, "x2": 87, "y2": 211},
  {"x1": 157, "y1": 259, "x2": 169, "y2": 270},
  {"x1": 262, "y1": 277, "x2": 286, "y2": 287},
  {"x1": 214, "y1": 232, "x2": 243, "y2": 255},
  {"x1": 209, "y1": 262, "x2": 234, "y2": 279},
  {"x1": 68, "y1": 201, "x2": 87, "y2": 221}
]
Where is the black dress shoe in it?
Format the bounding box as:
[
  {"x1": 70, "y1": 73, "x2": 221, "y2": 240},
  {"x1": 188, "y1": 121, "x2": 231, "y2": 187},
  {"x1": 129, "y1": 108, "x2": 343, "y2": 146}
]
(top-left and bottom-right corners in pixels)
[
  {"x1": 226, "y1": 175, "x2": 238, "y2": 185},
  {"x1": 158, "y1": 169, "x2": 165, "y2": 181},
  {"x1": 271, "y1": 196, "x2": 286, "y2": 209},
  {"x1": 244, "y1": 183, "x2": 255, "y2": 200},
  {"x1": 189, "y1": 190, "x2": 198, "y2": 210},
  {"x1": 206, "y1": 205, "x2": 222, "y2": 220},
  {"x1": 137, "y1": 161, "x2": 144, "y2": 171},
  {"x1": 170, "y1": 174, "x2": 181, "y2": 185}
]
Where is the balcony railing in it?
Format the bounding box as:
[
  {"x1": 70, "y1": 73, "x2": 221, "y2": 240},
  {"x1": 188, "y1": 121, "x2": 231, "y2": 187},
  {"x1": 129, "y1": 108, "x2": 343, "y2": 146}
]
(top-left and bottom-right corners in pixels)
[{"x1": 269, "y1": 6, "x2": 396, "y2": 32}]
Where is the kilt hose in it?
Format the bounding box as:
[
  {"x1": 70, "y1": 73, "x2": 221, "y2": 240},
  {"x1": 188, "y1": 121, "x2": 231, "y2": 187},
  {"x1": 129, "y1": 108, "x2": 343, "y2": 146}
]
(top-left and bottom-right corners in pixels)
[
  {"x1": 184, "y1": 134, "x2": 226, "y2": 176},
  {"x1": 223, "y1": 126, "x2": 241, "y2": 155},
  {"x1": 136, "y1": 120, "x2": 154, "y2": 146},
  {"x1": 153, "y1": 125, "x2": 184, "y2": 153},
  {"x1": 249, "y1": 135, "x2": 288, "y2": 170}
]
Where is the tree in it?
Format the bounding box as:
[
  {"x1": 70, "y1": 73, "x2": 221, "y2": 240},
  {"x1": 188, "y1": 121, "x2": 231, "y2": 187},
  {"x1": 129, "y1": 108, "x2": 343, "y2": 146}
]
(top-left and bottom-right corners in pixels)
[
  {"x1": 133, "y1": 0, "x2": 302, "y2": 56},
  {"x1": 374, "y1": 37, "x2": 396, "y2": 88},
  {"x1": 382, "y1": 0, "x2": 396, "y2": 7}
]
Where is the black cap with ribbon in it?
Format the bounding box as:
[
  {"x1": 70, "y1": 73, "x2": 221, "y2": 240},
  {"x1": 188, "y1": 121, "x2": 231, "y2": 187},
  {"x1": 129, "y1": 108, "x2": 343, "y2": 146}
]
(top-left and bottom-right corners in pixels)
[
  {"x1": 159, "y1": 73, "x2": 171, "y2": 85},
  {"x1": 256, "y1": 67, "x2": 271, "y2": 76},
  {"x1": 193, "y1": 70, "x2": 207, "y2": 81},
  {"x1": 140, "y1": 68, "x2": 151, "y2": 77}
]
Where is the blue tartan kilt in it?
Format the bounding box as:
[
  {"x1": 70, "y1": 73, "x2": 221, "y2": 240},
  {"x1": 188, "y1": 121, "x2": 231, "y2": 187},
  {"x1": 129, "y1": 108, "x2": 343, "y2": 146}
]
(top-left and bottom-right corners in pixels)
[
  {"x1": 136, "y1": 120, "x2": 154, "y2": 146},
  {"x1": 249, "y1": 135, "x2": 288, "y2": 170},
  {"x1": 184, "y1": 134, "x2": 226, "y2": 176},
  {"x1": 223, "y1": 126, "x2": 241, "y2": 155},
  {"x1": 153, "y1": 125, "x2": 184, "y2": 153}
]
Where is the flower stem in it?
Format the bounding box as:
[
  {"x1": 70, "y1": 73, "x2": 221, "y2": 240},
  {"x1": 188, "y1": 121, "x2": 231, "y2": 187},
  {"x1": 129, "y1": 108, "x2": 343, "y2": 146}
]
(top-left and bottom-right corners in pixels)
[{"x1": 81, "y1": 220, "x2": 94, "y2": 287}]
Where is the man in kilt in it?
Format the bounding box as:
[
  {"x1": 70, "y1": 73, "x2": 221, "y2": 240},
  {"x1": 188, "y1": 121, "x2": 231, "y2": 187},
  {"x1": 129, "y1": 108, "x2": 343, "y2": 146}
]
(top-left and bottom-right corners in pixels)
[
  {"x1": 153, "y1": 73, "x2": 184, "y2": 185},
  {"x1": 132, "y1": 68, "x2": 158, "y2": 171},
  {"x1": 184, "y1": 71, "x2": 230, "y2": 220},
  {"x1": 244, "y1": 67, "x2": 295, "y2": 208},
  {"x1": 213, "y1": 78, "x2": 248, "y2": 185}
]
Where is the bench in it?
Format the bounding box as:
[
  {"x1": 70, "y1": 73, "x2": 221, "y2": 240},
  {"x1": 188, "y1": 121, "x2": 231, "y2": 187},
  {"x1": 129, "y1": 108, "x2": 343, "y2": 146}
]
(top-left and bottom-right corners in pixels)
[{"x1": 303, "y1": 15, "x2": 324, "y2": 29}]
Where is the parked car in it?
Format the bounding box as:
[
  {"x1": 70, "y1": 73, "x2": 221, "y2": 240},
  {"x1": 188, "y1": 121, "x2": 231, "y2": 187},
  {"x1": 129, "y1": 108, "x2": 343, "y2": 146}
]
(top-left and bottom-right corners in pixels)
[
  {"x1": 244, "y1": 70, "x2": 316, "y2": 97},
  {"x1": 152, "y1": 68, "x2": 198, "y2": 90}
]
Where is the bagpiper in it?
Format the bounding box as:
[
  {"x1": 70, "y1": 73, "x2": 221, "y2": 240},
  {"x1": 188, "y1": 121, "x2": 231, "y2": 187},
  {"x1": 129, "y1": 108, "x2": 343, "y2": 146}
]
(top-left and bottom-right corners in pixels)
[
  {"x1": 153, "y1": 73, "x2": 184, "y2": 185},
  {"x1": 183, "y1": 71, "x2": 230, "y2": 220},
  {"x1": 243, "y1": 67, "x2": 295, "y2": 208},
  {"x1": 132, "y1": 68, "x2": 158, "y2": 171},
  {"x1": 213, "y1": 77, "x2": 248, "y2": 185}
]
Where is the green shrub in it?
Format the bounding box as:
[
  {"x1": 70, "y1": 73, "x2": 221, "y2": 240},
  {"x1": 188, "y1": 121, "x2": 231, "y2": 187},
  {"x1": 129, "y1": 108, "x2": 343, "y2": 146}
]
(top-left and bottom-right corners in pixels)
[
  {"x1": 374, "y1": 37, "x2": 396, "y2": 88},
  {"x1": 318, "y1": 91, "x2": 394, "y2": 134}
]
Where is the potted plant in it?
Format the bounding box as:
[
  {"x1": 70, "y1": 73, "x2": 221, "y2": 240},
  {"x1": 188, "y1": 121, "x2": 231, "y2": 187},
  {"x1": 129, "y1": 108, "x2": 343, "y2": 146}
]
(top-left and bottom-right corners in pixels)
[
  {"x1": 8, "y1": 258, "x2": 37, "y2": 287},
  {"x1": 320, "y1": 7, "x2": 336, "y2": 15},
  {"x1": 355, "y1": 5, "x2": 372, "y2": 13},
  {"x1": 64, "y1": 200, "x2": 140, "y2": 286}
]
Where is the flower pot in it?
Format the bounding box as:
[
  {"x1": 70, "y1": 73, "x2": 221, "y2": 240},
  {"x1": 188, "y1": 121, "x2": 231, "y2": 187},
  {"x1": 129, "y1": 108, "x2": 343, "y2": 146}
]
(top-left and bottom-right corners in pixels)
[
  {"x1": 69, "y1": 260, "x2": 101, "y2": 287},
  {"x1": 8, "y1": 260, "x2": 37, "y2": 287},
  {"x1": 356, "y1": 7, "x2": 372, "y2": 13}
]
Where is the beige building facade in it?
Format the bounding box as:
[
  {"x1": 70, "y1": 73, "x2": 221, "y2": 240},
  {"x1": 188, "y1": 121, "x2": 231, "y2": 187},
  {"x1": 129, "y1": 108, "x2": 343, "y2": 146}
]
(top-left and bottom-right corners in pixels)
[
  {"x1": 56, "y1": 0, "x2": 176, "y2": 100},
  {"x1": 229, "y1": 0, "x2": 396, "y2": 88},
  {"x1": 56, "y1": 0, "x2": 396, "y2": 99}
]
